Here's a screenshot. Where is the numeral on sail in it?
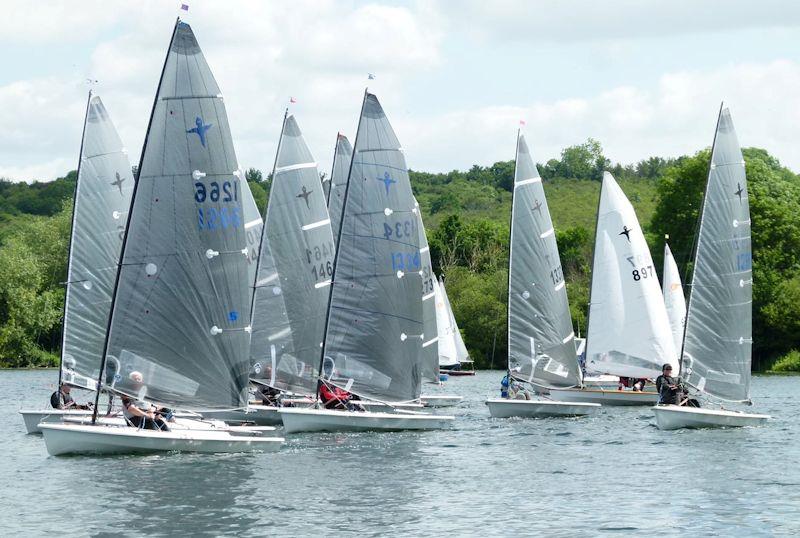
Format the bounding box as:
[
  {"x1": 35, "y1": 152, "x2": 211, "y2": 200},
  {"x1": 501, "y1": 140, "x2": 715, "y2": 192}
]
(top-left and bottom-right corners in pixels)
[
  {"x1": 383, "y1": 219, "x2": 415, "y2": 240},
  {"x1": 550, "y1": 265, "x2": 564, "y2": 285},
  {"x1": 194, "y1": 180, "x2": 240, "y2": 204},
  {"x1": 391, "y1": 251, "x2": 421, "y2": 271},
  {"x1": 631, "y1": 265, "x2": 654, "y2": 281}
]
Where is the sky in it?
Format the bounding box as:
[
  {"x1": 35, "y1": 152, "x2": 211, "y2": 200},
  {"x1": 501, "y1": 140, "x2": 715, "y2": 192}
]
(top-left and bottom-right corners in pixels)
[{"x1": 2, "y1": 0, "x2": 800, "y2": 182}]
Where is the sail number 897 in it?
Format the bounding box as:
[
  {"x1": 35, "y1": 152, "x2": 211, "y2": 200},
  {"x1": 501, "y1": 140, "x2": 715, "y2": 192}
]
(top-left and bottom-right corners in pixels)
[{"x1": 632, "y1": 265, "x2": 654, "y2": 282}]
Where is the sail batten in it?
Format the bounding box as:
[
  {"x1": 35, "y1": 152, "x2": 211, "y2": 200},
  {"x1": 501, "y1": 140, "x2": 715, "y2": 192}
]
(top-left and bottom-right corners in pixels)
[
  {"x1": 585, "y1": 172, "x2": 677, "y2": 379},
  {"x1": 681, "y1": 108, "x2": 752, "y2": 402},
  {"x1": 507, "y1": 134, "x2": 580, "y2": 388},
  {"x1": 100, "y1": 21, "x2": 252, "y2": 410},
  {"x1": 322, "y1": 93, "x2": 423, "y2": 403},
  {"x1": 249, "y1": 115, "x2": 335, "y2": 395}
]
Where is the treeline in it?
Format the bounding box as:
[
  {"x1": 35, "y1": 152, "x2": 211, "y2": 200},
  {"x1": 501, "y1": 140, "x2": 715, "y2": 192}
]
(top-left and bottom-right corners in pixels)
[{"x1": 1, "y1": 140, "x2": 798, "y2": 370}]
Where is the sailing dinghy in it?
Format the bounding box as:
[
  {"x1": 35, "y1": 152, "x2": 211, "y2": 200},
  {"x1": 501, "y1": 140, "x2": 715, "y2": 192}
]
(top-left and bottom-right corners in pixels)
[
  {"x1": 485, "y1": 132, "x2": 599, "y2": 418},
  {"x1": 40, "y1": 20, "x2": 283, "y2": 455},
  {"x1": 437, "y1": 277, "x2": 474, "y2": 375},
  {"x1": 548, "y1": 172, "x2": 677, "y2": 405},
  {"x1": 279, "y1": 92, "x2": 454, "y2": 432},
  {"x1": 20, "y1": 92, "x2": 133, "y2": 434},
  {"x1": 653, "y1": 107, "x2": 769, "y2": 430}
]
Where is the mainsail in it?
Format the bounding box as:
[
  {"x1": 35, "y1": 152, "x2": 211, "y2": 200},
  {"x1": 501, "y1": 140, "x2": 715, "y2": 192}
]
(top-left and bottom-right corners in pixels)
[
  {"x1": 441, "y1": 277, "x2": 469, "y2": 364},
  {"x1": 100, "y1": 20, "x2": 252, "y2": 410},
  {"x1": 681, "y1": 108, "x2": 752, "y2": 402},
  {"x1": 585, "y1": 172, "x2": 677, "y2": 379},
  {"x1": 327, "y1": 133, "x2": 353, "y2": 244},
  {"x1": 241, "y1": 179, "x2": 263, "y2": 292},
  {"x1": 322, "y1": 92, "x2": 423, "y2": 403},
  {"x1": 434, "y1": 278, "x2": 458, "y2": 368},
  {"x1": 508, "y1": 133, "x2": 580, "y2": 388},
  {"x1": 60, "y1": 93, "x2": 133, "y2": 391},
  {"x1": 249, "y1": 114, "x2": 335, "y2": 395},
  {"x1": 662, "y1": 243, "x2": 686, "y2": 359},
  {"x1": 416, "y1": 199, "x2": 440, "y2": 384}
]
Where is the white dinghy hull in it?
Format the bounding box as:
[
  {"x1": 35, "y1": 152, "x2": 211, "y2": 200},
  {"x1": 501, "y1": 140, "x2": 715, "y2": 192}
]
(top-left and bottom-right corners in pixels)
[
  {"x1": 652, "y1": 405, "x2": 770, "y2": 430},
  {"x1": 40, "y1": 423, "x2": 284, "y2": 456},
  {"x1": 485, "y1": 398, "x2": 600, "y2": 418},
  {"x1": 421, "y1": 395, "x2": 463, "y2": 408},
  {"x1": 20, "y1": 409, "x2": 92, "y2": 434},
  {"x1": 279, "y1": 407, "x2": 454, "y2": 434},
  {"x1": 547, "y1": 388, "x2": 658, "y2": 406}
]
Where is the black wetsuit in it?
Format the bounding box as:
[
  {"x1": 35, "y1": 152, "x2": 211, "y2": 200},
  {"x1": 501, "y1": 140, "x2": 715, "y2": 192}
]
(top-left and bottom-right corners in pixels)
[
  {"x1": 50, "y1": 390, "x2": 75, "y2": 409},
  {"x1": 658, "y1": 375, "x2": 681, "y2": 405}
]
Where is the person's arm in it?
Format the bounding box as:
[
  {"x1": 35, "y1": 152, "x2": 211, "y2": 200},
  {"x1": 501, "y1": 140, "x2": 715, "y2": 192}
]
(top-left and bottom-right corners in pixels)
[{"x1": 126, "y1": 404, "x2": 151, "y2": 419}]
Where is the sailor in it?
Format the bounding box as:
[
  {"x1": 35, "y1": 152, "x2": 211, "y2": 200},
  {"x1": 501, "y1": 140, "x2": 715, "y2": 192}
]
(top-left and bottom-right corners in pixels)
[
  {"x1": 121, "y1": 395, "x2": 170, "y2": 431},
  {"x1": 49, "y1": 384, "x2": 92, "y2": 410},
  {"x1": 257, "y1": 384, "x2": 282, "y2": 406},
  {"x1": 500, "y1": 374, "x2": 510, "y2": 398},
  {"x1": 656, "y1": 364, "x2": 681, "y2": 405},
  {"x1": 319, "y1": 382, "x2": 354, "y2": 410},
  {"x1": 508, "y1": 378, "x2": 531, "y2": 400}
]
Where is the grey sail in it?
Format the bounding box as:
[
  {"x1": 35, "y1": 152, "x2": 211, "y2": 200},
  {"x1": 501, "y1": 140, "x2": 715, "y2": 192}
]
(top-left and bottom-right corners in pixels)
[
  {"x1": 249, "y1": 114, "x2": 335, "y2": 395},
  {"x1": 416, "y1": 198, "x2": 440, "y2": 384},
  {"x1": 101, "y1": 21, "x2": 251, "y2": 410},
  {"x1": 327, "y1": 133, "x2": 353, "y2": 245},
  {"x1": 681, "y1": 108, "x2": 752, "y2": 402},
  {"x1": 323, "y1": 92, "x2": 423, "y2": 403},
  {"x1": 508, "y1": 133, "x2": 580, "y2": 388},
  {"x1": 241, "y1": 178, "x2": 263, "y2": 293},
  {"x1": 61, "y1": 94, "x2": 134, "y2": 391}
]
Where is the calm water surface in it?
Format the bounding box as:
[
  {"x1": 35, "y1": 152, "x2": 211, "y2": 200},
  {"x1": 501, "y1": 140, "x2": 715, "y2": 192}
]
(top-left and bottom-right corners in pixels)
[{"x1": 2, "y1": 370, "x2": 798, "y2": 536}]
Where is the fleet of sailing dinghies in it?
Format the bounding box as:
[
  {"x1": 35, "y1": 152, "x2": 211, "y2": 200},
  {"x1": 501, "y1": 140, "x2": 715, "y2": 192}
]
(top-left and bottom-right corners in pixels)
[
  {"x1": 653, "y1": 107, "x2": 770, "y2": 430},
  {"x1": 39, "y1": 20, "x2": 284, "y2": 455},
  {"x1": 326, "y1": 133, "x2": 353, "y2": 242},
  {"x1": 485, "y1": 132, "x2": 599, "y2": 419},
  {"x1": 278, "y1": 92, "x2": 454, "y2": 432},
  {"x1": 19, "y1": 92, "x2": 134, "y2": 433},
  {"x1": 248, "y1": 113, "x2": 335, "y2": 396},
  {"x1": 548, "y1": 171, "x2": 677, "y2": 406},
  {"x1": 662, "y1": 243, "x2": 687, "y2": 356}
]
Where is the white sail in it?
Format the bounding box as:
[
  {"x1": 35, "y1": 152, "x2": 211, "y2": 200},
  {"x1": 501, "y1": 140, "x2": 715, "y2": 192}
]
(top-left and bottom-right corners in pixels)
[
  {"x1": 585, "y1": 172, "x2": 677, "y2": 379},
  {"x1": 434, "y1": 278, "x2": 458, "y2": 368},
  {"x1": 439, "y1": 277, "x2": 469, "y2": 363},
  {"x1": 662, "y1": 243, "x2": 686, "y2": 360}
]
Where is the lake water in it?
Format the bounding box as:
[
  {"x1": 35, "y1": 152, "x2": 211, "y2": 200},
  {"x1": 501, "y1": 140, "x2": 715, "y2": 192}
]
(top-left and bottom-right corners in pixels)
[{"x1": 3, "y1": 370, "x2": 798, "y2": 536}]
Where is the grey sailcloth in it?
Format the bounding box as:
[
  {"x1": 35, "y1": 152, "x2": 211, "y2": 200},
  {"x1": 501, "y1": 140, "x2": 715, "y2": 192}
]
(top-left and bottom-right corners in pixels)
[
  {"x1": 249, "y1": 114, "x2": 335, "y2": 395},
  {"x1": 322, "y1": 92, "x2": 423, "y2": 403},
  {"x1": 681, "y1": 108, "x2": 752, "y2": 402},
  {"x1": 416, "y1": 198, "x2": 440, "y2": 384},
  {"x1": 327, "y1": 133, "x2": 353, "y2": 244},
  {"x1": 241, "y1": 178, "x2": 263, "y2": 292},
  {"x1": 508, "y1": 133, "x2": 580, "y2": 388},
  {"x1": 101, "y1": 21, "x2": 251, "y2": 410},
  {"x1": 60, "y1": 93, "x2": 133, "y2": 391}
]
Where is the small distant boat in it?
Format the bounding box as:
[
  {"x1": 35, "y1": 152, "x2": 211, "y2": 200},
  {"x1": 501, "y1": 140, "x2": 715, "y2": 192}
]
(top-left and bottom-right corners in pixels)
[
  {"x1": 19, "y1": 91, "x2": 134, "y2": 434},
  {"x1": 437, "y1": 277, "x2": 474, "y2": 375},
  {"x1": 486, "y1": 131, "x2": 599, "y2": 419},
  {"x1": 548, "y1": 172, "x2": 677, "y2": 406},
  {"x1": 279, "y1": 92, "x2": 454, "y2": 433},
  {"x1": 653, "y1": 107, "x2": 769, "y2": 430},
  {"x1": 40, "y1": 20, "x2": 284, "y2": 455}
]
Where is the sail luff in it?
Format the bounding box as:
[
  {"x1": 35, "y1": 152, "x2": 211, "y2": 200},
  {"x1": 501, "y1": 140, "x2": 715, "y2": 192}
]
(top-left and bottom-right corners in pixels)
[
  {"x1": 59, "y1": 89, "x2": 93, "y2": 391},
  {"x1": 416, "y1": 199, "x2": 439, "y2": 384}
]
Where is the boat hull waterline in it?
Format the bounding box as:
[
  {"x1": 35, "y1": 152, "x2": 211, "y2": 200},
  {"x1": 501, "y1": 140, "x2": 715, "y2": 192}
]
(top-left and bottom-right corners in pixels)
[
  {"x1": 547, "y1": 388, "x2": 658, "y2": 406},
  {"x1": 652, "y1": 405, "x2": 770, "y2": 430},
  {"x1": 279, "y1": 407, "x2": 454, "y2": 433},
  {"x1": 39, "y1": 423, "x2": 284, "y2": 456},
  {"x1": 485, "y1": 399, "x2": 600, "y2": 418}
]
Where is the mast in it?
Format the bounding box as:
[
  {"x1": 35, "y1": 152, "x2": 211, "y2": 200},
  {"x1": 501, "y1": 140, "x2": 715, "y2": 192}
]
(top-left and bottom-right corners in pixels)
[
  {"x1": 315, "y1": 89, "x2": 368, "y2": 402},
  {"x1": 678, "y1": 102, "x2": 724, "y2": 381},
  {"x1": 505, "y1": 129, "x2": 520, "y2": 383},
  {"x1": 58, "y1": 89, "x2": 93, "y2": 391},
  {"x1": 91, "y1": 19, "x2": 180, "y2": 422}
]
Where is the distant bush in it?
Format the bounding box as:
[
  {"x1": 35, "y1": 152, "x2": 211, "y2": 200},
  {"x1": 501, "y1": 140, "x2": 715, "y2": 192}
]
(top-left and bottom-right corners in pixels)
[{"x1": 770, "y1": 350, "x2": 800, "y2": 372}]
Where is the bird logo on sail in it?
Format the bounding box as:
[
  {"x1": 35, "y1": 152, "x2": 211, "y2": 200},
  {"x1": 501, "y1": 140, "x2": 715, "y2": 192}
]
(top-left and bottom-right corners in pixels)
[
  {"x1": 377, "y1": 172, "x2": 396, "y2": 195},
  {"x1": 186, "y1": 117, "x2": 213, "y2": 147},
  {"x1": 296, "y1": 186, "x2": 313, "y2": 209},
  {"x1": 619, "y1": 225, "x2": 632, "y2": 242},
  {"x1": 531, "y1": 199, "x2": 543, "y2": 213},
  {"x1": 734, "y1": 183, "x2": 745, "y2": 203},
  {"x1": 111, "y1": 172, "x2": 126, "y2": 195}
]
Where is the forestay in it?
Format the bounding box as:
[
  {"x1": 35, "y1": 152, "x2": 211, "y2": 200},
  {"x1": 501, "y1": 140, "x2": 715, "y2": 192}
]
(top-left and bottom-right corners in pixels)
[
  {"x1": 434, "y1": 278, "x2": 458, "y2": 368},
  {"x1": 662, "y1": 243, "x2": 686, "y2": 358},
  {"x1": 681, "y1": 108, "x2": 752, "y2": 402},
  {"x1": 508, "y1": 133, "x2": 580, "y2": 388},
  {"x1": 416, "y1": 199, "x2": 440, "y2": 384},
  {"x1": 61, "y1": 94, "x2": 133, "y2": 391},
  {"x1": 327, "y1": 133, "x2": 353, "y2": 244},
  {"x1": 249, "y1": 114, "x2": 335, "y2": 395},
  {"x1": 323, "y1": 92, "x2": 423, "y2": 403},
  {"x1": 585, "y1": 172, "x2": 677, "y2": 379},
  {"x1": 101, "y1": 21, "x2": 252, "y2": 410}
]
